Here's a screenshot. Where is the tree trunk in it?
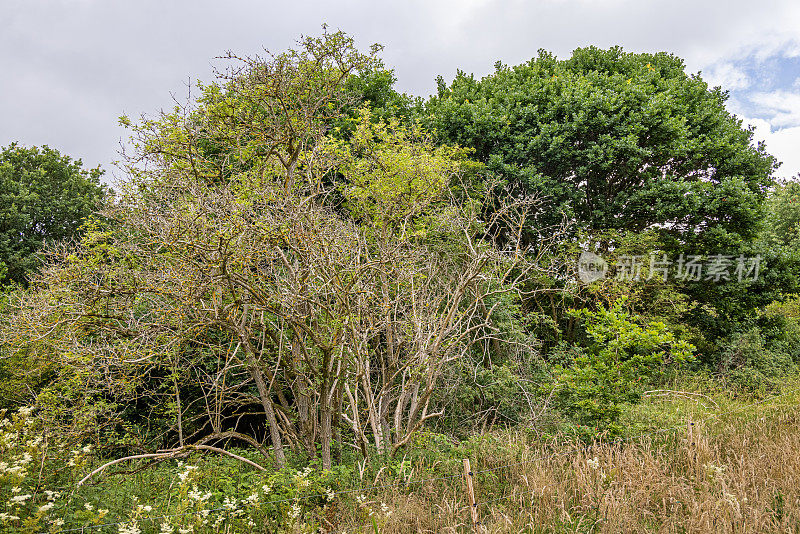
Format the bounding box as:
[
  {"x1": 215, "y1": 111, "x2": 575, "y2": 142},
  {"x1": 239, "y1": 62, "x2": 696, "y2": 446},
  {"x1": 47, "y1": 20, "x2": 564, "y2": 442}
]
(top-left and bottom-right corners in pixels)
[
  {"x1": 332, "y1": 381, "x2": 343, "y2": 463},
  {"x1": 320, "y1": 401, "x2": 333, "y2": 469},
  {"x1": 246, "y1": 352, "x2": 286, "y2": 468}
]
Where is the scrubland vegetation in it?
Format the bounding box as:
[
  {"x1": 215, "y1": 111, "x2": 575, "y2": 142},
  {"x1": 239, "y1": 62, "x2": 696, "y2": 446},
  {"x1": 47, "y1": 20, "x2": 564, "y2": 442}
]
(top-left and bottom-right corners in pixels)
[{"x1": 1, "y1": 28, "x2": 800, "y2": 532}]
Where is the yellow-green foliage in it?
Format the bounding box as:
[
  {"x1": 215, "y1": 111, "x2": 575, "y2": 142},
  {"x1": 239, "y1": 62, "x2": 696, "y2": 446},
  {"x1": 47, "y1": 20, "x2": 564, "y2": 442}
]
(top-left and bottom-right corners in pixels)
[{"x1": 338, "y1": 107, "x2": 468, "y2": 229}]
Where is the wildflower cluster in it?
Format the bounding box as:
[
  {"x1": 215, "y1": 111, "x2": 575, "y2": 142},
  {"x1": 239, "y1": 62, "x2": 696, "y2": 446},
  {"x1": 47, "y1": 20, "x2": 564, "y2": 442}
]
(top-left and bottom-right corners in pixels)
[
  {"x1": 0, "y1": 412, "x2": 354, "y2": 534},
  {"x1": 354, "y1": 493, "x2": 393, "y2": 527},
  {"x1": 0, "y1": 407, "x2": 73, "y2": 532}
]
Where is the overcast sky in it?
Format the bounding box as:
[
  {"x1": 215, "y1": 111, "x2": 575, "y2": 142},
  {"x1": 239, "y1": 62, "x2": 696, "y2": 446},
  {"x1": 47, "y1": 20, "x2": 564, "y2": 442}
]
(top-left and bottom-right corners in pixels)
[{"x1": 2, "y1": 0, "x2": 799, "y2": 184}]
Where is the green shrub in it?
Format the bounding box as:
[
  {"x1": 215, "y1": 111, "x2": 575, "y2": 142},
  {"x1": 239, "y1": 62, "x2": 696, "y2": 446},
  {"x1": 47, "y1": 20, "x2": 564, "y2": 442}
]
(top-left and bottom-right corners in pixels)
[
  {"x1": 716, "y1": 327, "x2": 797, "y2": 397},
  {"x1": 550, "y1": 301, "x2": 695, "y2": 437},
  {"x1": 762, "y1": 295, "x2": 800, "y2": 363}
]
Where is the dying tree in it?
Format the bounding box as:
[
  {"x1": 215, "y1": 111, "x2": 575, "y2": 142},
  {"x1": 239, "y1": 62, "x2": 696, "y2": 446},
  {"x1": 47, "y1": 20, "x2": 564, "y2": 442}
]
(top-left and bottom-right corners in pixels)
[{"x1": 2, "y1": 30, "x2": 564, "y2": 476}]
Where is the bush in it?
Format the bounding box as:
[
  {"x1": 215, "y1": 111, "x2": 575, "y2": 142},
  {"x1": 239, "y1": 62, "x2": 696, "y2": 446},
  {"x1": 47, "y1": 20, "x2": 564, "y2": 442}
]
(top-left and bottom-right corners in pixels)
[
  {"x1": 716, "y1": 327, "x2": 797, "y2": 397},
  {"x1": 762, "y1": 295, "x2": 800, "y2": 363},
  {"x1": 550, "y1": 301, "x2": 695, "y2": 437}
]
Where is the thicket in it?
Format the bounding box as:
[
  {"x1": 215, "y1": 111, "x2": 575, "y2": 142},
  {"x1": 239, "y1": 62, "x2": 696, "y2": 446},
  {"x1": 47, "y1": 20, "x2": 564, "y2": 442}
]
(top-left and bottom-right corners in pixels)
[{"x1": 1, "y1": 28, "x2": 800, "y2": 532}]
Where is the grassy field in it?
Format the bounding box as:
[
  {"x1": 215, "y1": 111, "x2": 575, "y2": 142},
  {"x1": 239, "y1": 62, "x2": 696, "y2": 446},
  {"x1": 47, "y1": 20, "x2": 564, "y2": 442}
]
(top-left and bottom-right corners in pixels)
[
  {"x1": 332, "y1": 383, "x2": 800, "y2": 533},
  {"x1": 32, "y1": 381, "x2": 800, "y2": 533}
]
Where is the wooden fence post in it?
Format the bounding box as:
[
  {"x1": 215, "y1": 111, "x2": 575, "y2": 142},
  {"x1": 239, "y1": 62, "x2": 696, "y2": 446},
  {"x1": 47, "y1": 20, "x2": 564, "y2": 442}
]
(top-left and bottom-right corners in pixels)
[{"x1": 463, "y1": 458, "x2": 479, "y2": 532}]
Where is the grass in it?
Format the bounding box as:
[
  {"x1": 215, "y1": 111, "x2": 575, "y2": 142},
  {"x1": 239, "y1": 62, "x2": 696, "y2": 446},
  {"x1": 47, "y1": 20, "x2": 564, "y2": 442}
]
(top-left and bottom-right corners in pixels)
[
  {"x1": 332, "y1": 381, "x2": 800, "y2": 533},
  {"x1": 9, "y1": 381, "x2": 800, "y2": 533}
]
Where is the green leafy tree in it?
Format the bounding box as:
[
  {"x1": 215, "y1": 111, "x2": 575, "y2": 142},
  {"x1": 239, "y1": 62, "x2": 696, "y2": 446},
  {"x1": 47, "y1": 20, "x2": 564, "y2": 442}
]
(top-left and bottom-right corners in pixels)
[
  {"x1": 764, "y1": 179, "x2": 800, "y2": 249},
  {"x1": 336, "y1": 68, "x2": 420, "y2": 134},
  {"x1": 425, "y1": 47, "x2": 786, "y2": 347},
  {"x1": 682, "y1": 179, "x2": 800, "y2": 345},
  {"x1": 0, "y1": 143, "x2": 106, "y2": 285},
  {"x1": 425, "y1": 47, "x2": 776, "y2": 250}
]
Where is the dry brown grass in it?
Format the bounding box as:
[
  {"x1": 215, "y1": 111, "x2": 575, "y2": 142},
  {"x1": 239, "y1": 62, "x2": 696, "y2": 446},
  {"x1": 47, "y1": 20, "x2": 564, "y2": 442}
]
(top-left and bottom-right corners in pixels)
[{"x1": 336, "y1": 395, "x2": 800, "y2": 533}]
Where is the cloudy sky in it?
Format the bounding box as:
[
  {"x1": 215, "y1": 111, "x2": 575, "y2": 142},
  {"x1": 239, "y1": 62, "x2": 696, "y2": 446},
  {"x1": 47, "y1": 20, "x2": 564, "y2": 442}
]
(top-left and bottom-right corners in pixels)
[{"x1": 2, "y1": 0, "x2": 799, "y2": 183}]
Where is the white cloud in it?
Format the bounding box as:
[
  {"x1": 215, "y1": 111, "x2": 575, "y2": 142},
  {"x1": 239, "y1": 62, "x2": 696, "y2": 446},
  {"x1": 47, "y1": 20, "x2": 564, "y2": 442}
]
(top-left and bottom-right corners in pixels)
[
  {"x1": 2, "y1": 0, "x2": 800, "y2": 176},
  {"x1": 741, "y1": 36, "x2": 800, "y2": 63},
  {"x1": 704, "y1": 63, "x2": 750, "y2": 90},
  {"x1": 745, "y1": 117, "x2": 800, "y2": 179},
  {"x1": 749, "y1": 90, "x2": 800, "y2": 128}
]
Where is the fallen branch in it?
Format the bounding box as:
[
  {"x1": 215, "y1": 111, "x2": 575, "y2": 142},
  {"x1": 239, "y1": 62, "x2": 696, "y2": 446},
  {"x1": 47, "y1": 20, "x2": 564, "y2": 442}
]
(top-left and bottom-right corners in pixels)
[
  {"x1": 191, "y1": 445, "x2": 267, "y2": 471},
  {"x1": 644, "y1": 390, "x2": 719, "y2": 409},
  {"x1": 196, "y1": 430, "x2": 271, "y2": 461},
  {"x1": 77, "y1": 444, "x2": 266, "y2": 487},
  {"x1": 77, "y1": 452, "x2": 181, "y2": 487}
]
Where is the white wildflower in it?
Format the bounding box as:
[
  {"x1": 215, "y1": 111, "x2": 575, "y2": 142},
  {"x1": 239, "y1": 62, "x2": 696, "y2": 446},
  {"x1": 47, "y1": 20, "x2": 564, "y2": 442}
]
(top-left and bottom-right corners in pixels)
[
  {"x1": 723, "y1": 491, "x2": 741, "y2": 512},
  {"x1": 52, "y1": 518, "x2": 64, "y2": 527},
  {"x1": 704, "y1": 463, "x2": 726, "y2": 481},
  {"x1": 159, "y1": 522, "x2": 173, "y2": 534},
  {"x1": 0, "y1": 512, "x2": 20, "y2": 521},
  {"x1": 587, "y1": 457, "x2": 600, "y2": 470},
  {"x1": 9, "y1": 494, "x2": 32, "y2": 505},
  {"x1": 118, "y1": 521, "x2": 141, "y2": 534},
  {"x1": 380, "y1": 501, "x2": 393, "y2": 517},
  {"x1": 288, "y1": 502, "x2": 301, "y2": 520},
  {"x1": 84, "y1": 503, "x2": 94, "y2": 511},
  {"x1": 223, "y1": 496, "x2": 237, "y2": 510},
  {"x1": 177, "y1": 465, "x2": 198, "y2": 483},
  {"x1": 39, "y1": 502, "x2": 55, "y2": 513},
  {"x1": 2, "y1": 431, "x2": 18, "y2": 446},
  {"x1": 188, "y1": 487, "x2": 210, "y2": 502}
]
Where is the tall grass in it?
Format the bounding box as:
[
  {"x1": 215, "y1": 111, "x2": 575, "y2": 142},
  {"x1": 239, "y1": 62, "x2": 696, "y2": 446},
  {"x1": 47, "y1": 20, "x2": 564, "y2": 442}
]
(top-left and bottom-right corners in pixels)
[
  {"x1": 338, "y1": 390, "x2": 800, "y2": 533},
  {"x1": 3, "y1": 385, "x2": 799, "y2": 533}
]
